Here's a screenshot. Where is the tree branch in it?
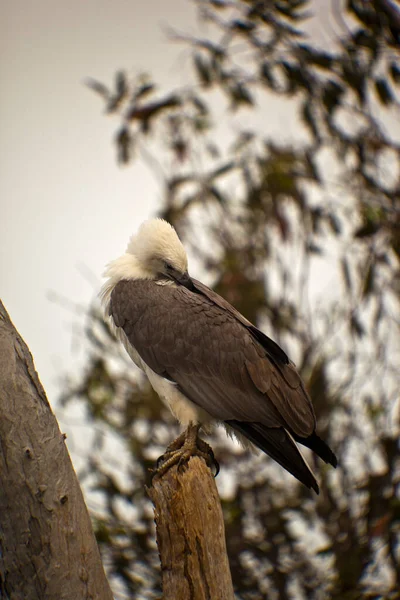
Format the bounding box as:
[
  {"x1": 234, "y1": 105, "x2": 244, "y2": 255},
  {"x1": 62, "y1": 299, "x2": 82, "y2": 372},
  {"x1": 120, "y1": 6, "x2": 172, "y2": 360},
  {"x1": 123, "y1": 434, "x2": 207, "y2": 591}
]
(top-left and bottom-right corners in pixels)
[
  {"x1": 148, "y1": 457, "x2": 235, "y2": 600},
  {"x1": 0, "y1": 300, "x2": 113, "y2": 600}
]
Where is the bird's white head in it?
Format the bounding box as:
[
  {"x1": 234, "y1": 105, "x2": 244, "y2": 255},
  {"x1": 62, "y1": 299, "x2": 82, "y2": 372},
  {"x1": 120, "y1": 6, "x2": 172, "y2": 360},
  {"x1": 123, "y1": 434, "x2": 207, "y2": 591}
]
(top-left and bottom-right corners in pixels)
[
  {"x1": 126, "y1": 219, "x2": 188, "y2": 276},
  {"x1": 101, "y1": 219, "x2": 189, "y2": 310}
]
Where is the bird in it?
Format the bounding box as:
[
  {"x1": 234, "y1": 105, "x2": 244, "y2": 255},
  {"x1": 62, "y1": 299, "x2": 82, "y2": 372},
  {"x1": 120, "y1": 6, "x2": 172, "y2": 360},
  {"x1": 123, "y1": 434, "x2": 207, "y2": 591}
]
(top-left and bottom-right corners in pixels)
[{"x1": 101, "y1": 218, "x2": 337, "y2": 493}]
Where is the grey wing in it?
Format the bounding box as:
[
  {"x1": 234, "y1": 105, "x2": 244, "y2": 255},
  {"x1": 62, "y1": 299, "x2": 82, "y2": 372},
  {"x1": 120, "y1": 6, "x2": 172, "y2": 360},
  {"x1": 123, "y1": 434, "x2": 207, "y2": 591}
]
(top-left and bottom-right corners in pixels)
[
  {"x1": 191, "y1": 277, "x2": 290, "y2": 364},
  {"x1": 109, "y1": 279, "x2": 315, "y2": 437},
  {"x1": 191, "y1": 278, "x2": 316, "y2": 437}
]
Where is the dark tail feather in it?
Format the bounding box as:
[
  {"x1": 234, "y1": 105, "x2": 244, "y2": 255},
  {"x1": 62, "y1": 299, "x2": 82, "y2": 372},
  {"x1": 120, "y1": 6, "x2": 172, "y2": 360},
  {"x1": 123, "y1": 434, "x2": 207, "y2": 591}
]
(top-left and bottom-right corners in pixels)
[
  {"x1": 293, "y1": 432, "x2": 338, "y2": 468},
  {"x1": 226, "y1": 421, "x2": 320, "y2": 494}
]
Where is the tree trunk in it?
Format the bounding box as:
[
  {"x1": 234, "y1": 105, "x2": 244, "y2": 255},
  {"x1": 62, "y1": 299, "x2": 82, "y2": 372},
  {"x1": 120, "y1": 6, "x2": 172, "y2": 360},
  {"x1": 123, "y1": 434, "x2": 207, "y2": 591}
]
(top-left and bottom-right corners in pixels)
[
  {"x1": 0, "y1": 300, "x2": 113, "y2": 600},
  {"x1": 148, "y1": 457, "x2": 235, "y2": 600}
]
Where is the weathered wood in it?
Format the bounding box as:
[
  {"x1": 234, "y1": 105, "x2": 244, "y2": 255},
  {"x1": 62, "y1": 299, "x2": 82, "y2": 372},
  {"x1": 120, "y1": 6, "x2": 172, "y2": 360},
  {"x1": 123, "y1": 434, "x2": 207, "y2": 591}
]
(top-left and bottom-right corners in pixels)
[
  {"x1": 0, "y1": 300, "x2": 113, "y2": 600},
  {"x1": 148, "y1": 457, "x2": 235, "y2": 600}
]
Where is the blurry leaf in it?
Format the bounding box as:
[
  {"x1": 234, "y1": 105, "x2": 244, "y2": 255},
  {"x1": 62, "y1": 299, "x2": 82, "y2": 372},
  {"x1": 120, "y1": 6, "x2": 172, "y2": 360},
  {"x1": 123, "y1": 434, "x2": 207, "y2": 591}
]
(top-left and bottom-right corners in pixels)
[
  {"x1": 307, "y1": 358, "x2": 329, "y2": 418},
  {"x1": 85, "y1": 78, "x2": 109, "y2": 100},
  {"x1": 134, "y1": 82, "x2": 156, "y2": 100},
  {"x1": 281, "y1": 60, "x2": 312, "y2": 93},
  {"x1": 354, "y1": 220, "x2": 380, "y2": 238},
  {"x1": 376, "y1": 252, "x2": 390, "y2": 265},
  {"x1": 390, "y1": 62, "x2": 400, "y2": 84},
  {"x1": 275, "y1": 0, "x2": 310, "y2": 21},
  {"x1": 306, "y1": 242, "x2": 323, "y2": 254},
  {"x1": 206, "y1": 142, "x2": 220, "y2": 158},
  {"x1": 229, "y1": 82, "x2": 254, "y2": 107},
  {"x1": 126, "y1": 95, "x2": 181, "y2": 128},
  {"x1": 260, "y1": 62, "x2": 276, "y2": 89},
  {"x1": 106, "y1": 71, "x2": 129, "y2": 113},
  {"x1": 348, "y1": 0, "x2": 377, "y2": 27},
  {"x1": 304, "y1": 151, "x2": 321, "y2": 182},
  {"x1": 350, "y1": 313, "x2": 365, "y2": 337},
  {"x1": 193, "y1": 114, "x2": 211, "y2": 132},
  {"x1": 352, "y1": 29, "x2": 378, "y2": 58},
  {"x1": 211, "y1": 161, "x2": 235, "y2": 179},
  {"x1": 194, "y1": 53, "x2": 213, "y2": 86},
  {"x1": 190, "y1": 94, "x2": 209, "y2": 116},
  {"x1": 341, "y1": 64, "x2": 366, "y2": 105},
  {"x1": 115, "y1": 126, "x2": 133, "y2": 164},
  {"x1": 171, "y1": 138, "x2": 188, "y2": 162},
  {"x1": 208, "y1": 185, "x2": 226, "y2": 204},
  {"x1": 210, "y1": 0, "x2": 227, "y2": 7},
  {"x1": 94, "y1": 518, "x2": 112, "y2": 544},
  {"x1": 116, "y1": 71, "x2": 127, "y2": 96},
  {"x1": 275, "y1": 208, "x2": 291, "y2": 241},
  {"x1": 232, "y1": 131, "x2": 254, "y2": 153},
  {"x1": 167, "y1": 174, "x2": 192, "y2": 192},
  {"x1": 297, "y1": 44, "x2": 333, "y2": 69},
  {"x1": 310, "y1": 206, "x2": 323, "y2": 233},
  {"x1": 362, "y1": 262, "x2": 375, "y2": 299},
  {"x1": 374, "y1": 78, "x2": 394, "y2": 106},
  {"x1": 322, "y1": 80, "x2": 344, "y2": 114},
  {"x1": 232, "y1": 19, "x2": 256, "y2": 32},
  {"x1": 365, "y1": 396, "x2": 385, "y2": 422},
  {"x1": 327, "y1": 213, "x2": 342, "y2": 235},
  {"x1": 301, "y1": 99, "x2": 319, "y2": 140},
  {"x1": 341, "y1": 257, "x2": 352, "y2": 293}
]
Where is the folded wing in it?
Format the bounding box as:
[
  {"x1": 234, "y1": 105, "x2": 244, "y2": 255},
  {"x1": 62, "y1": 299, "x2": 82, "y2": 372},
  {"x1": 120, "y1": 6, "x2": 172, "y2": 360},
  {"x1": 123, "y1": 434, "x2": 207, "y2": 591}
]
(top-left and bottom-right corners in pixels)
[{"x1": 109, "y1": 278, "x2": 336, "y2": 490}]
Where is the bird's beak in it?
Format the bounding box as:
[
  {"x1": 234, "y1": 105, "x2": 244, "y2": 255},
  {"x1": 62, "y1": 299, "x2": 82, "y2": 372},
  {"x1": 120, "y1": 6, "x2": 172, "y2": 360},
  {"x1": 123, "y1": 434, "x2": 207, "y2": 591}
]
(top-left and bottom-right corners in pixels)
[{"x1": 172, "y1": 270, "x2": 195, "y2": 291}]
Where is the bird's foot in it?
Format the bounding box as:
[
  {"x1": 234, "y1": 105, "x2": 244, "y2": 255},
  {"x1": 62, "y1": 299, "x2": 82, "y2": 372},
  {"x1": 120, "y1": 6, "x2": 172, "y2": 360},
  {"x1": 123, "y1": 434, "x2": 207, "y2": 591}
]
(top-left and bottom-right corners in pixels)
[{"x1": 152, "y1": 423, "x2": 219, "y2": 479}]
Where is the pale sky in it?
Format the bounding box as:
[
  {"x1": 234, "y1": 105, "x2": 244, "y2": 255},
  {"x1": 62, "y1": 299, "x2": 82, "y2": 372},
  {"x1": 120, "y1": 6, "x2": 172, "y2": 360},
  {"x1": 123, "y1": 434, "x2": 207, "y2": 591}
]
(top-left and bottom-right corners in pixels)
[{"x1": 0, "y1": 0, "x2": 196, "y2": 402}]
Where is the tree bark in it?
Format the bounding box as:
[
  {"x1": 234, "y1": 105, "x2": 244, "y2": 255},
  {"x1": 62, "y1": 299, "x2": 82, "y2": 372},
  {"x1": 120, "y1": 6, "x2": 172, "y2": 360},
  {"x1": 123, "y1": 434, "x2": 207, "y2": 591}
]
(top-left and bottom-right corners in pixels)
[
  {"x1": 148, "y1": 457, "x2": 235, "y2": 600},
  {"x1": 0, "y1": 300, "x2": 113, "y2": 600}
]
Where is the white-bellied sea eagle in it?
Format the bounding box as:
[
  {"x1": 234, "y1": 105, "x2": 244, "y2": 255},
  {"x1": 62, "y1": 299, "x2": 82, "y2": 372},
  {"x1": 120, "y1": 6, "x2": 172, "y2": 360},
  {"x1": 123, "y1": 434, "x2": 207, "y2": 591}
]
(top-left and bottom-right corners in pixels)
[{"x1": 101, "y1": 219, "x2": 337, "y2": 493}]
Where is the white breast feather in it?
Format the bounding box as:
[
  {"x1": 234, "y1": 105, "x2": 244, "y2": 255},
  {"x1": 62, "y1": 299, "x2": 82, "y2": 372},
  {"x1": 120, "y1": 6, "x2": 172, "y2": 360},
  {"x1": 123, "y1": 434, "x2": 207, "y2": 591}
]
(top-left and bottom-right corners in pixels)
[{"x1": 101, "y1": 253, "x2": 213, "y2": 428}]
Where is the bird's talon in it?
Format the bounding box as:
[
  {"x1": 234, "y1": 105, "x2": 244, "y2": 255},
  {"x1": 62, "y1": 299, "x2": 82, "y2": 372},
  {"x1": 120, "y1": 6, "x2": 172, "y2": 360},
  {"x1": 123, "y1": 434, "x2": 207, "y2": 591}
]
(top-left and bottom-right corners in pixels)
[
  {"x1": 149, "y1": 466, "x2": 159, "y2": 481},
  {"x1": 156, "y1": 454, "x2": 166, "y2": 469},
  {"x1": 177, "y1": 458, "x2": 190, "y2": 473}
]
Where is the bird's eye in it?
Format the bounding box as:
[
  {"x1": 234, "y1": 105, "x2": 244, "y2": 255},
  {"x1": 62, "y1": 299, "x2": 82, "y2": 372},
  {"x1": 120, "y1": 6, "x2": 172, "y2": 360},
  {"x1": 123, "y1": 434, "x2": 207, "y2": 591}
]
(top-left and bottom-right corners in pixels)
[{"x1": 163, "y1": 261, "x2": 174, "y2": 272}]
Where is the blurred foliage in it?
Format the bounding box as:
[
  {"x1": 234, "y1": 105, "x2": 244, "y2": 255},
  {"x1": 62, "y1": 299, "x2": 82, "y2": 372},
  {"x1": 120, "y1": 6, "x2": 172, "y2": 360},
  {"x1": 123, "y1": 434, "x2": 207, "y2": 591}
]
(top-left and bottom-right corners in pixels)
[{"x1": 64, "y1": 1, "x2": 400, "y2": 598}]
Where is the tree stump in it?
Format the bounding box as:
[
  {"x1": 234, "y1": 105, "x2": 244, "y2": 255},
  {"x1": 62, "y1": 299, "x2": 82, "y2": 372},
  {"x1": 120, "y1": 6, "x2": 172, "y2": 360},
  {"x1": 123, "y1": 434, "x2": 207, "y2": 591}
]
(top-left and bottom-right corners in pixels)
[{"x1": 148, "y1": 457, "x2": 234, "y2": 600}]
